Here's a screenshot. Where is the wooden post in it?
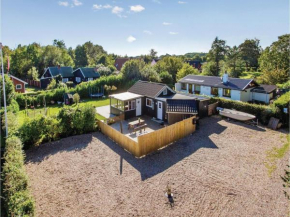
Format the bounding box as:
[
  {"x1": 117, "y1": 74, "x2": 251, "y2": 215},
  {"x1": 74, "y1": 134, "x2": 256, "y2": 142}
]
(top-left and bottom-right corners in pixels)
[{"x1": 119, "y1": 121, "x2": 123, "y2": 134}]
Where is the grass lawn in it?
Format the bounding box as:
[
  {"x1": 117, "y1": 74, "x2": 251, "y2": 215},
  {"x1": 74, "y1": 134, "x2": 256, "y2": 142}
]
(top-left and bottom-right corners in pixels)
[
  {"x1": 17, "y1": 98, "x2": 110, "y2": 126},
  {"x1": 239, "y1": 71, "x2": 262, "y2": 79}
]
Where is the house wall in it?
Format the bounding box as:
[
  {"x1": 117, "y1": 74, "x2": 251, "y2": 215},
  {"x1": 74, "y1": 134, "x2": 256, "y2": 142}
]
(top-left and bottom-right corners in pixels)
[
  {"x1": 240, "y1": 88, "x2": 254, "y2": 102},
  {"x1": 252, "y1": 92, "x2": 270, "y2": 104},
  {"x1": 231, "y1": 90, "x2": 241, "y2": 101},
  {"x1": 175, "y1": 83, "x2": 181, "y2": 92},
  {"x1": 40, "y1": 78, "x2": 52, "y2": 89},
  {"x1": 43, "y1": 69, "x2": 51, "y2": 78},
  {"x1": 142, "y1": 97, "x2": 166, "y2": 120},
  {"x1": 11, "y1": 78, "x2": 25, "y2": 93},
  {"x1": 73, "y1": 69, "x2": 85, "y2": 84},
  {"x1": 200, "y1": 86, "x2": 211, "y2": 96}
]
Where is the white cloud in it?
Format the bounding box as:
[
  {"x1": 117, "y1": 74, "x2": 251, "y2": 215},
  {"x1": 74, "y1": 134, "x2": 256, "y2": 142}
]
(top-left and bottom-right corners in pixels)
[
  {"x1": 163, "y1": 22, "x2": 172, "y2": 25},
  {"x1": 130, "y1": 5, "x2": 145, "y2": 12},
  {"x1": 103, "y1": 4, "x2": 112, "y2": 9},
  {"x1": 72, "y1": 0, "x2": 82, "y2": 6},
  {"x1": 93, "y1": 4, "x2": 112, "y2": 10},
  {"x1": 127, "y1": 36, "x2": 136, "y2": 43},
  {"x1": 169, "y1": 32, "x2": 179, "y2": 35},
  {"x1": 112, "y1": 6, "x2": 124, "y2": 14},
  {"x1": 58, "y1": 1, "x2": 69, "y2": 6},
  {"x1": 93, "y1": 4, "x2": 102, "y2": 10},
  {"x1": 143, "y1": 30, "x2": 153, "y2": 35},
  {"x1": 178, "y1": 1, "x2": 187, "y2": 4}
]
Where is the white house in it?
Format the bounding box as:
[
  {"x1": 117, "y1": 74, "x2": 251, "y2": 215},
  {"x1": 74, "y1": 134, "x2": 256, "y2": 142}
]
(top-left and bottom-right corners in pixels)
[{"x1": 175, "y1": 73, "x2": 277, "y2": 104}]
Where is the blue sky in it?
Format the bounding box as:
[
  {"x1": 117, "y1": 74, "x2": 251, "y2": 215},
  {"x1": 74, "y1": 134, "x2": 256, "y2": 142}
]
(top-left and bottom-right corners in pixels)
[{"x1": 1, "y1": 0, "x2": 288, "y2": 56}]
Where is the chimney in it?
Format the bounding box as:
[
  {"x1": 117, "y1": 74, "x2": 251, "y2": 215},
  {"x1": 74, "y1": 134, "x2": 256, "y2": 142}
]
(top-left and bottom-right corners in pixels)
[
  {"x1": 222, "y1": 71, "x2": 229, "y2": 84},
  {"x1": 57, "y1": 65, "x2": 61, "y2": 70}
]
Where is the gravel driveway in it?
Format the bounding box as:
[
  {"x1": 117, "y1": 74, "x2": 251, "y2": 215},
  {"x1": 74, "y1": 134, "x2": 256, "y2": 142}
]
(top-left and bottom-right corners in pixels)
[{"x1": 25, "y1": 116, "x2": 289, "y2": 216}]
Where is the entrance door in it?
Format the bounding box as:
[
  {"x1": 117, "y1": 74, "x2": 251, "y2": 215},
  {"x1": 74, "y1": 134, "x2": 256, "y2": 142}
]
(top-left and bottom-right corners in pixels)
[
  {"x1": 157, "y1": 101, "x2": 163, "y2": 120},
  {"x1": 188, "y1": 84, "x2": 193, "y2": 94},
  {"x1": 136, "y1": 98, "x2": 142, "y2": 116}
]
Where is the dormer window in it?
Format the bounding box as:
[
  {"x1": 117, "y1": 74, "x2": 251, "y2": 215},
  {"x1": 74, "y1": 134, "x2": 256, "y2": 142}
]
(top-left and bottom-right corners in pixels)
[{"x1": 163, "y1": 88, "x2": 167, "y2": 95}]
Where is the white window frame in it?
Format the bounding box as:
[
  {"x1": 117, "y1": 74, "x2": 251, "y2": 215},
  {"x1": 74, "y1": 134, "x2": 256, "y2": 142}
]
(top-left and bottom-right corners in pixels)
[
  {"x1": 125, "y1": 100, "x2": 136, "y2": 111},
  {"x1": 163, "y1": 88, "x2": 167, "y2": 95},
  {"x1": 146, "y1": 98, "x2": 153, "y2": 108},
  {"x1": 88, "y1": 78, "x2": 93, "y2": 81},
  {"x1": 76, "y1": 77, "x2": 81, "y2": 83},
  {"x1": 62, "y1": 78, "x2": 68, "y2": 83},
  {"x1": 16, "y1": 84, "x2": 22, "y2": 90}
]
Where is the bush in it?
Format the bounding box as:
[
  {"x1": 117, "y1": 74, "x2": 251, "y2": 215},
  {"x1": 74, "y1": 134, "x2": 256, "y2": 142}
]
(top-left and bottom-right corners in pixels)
[
  {"x1": 73, "y1": 93, "x2": 80, "y2": 104},
  {"x1": 273, "y1": 92, "x2": 290, "y2": 110},
  {"x1": 7, "y1": 99, "x2": 19, "y2": 113},
  {"x1": 2, "y1": 136, "x2": 35, "y2": 216},
  {"x1": 58, "y1": 106, "x2": 96, "y2": 137},
  {"x1": 19, "y1": 116, "x2": 60, "y2": 149},
  {"x1": 210, "y1": 97, "x2": 280, "y2": 125}
]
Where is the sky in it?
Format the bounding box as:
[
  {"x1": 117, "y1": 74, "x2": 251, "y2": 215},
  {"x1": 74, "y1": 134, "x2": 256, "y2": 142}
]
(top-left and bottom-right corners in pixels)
[{"x1": 0, "y1": 0, "x2": 289, "y2": 56}]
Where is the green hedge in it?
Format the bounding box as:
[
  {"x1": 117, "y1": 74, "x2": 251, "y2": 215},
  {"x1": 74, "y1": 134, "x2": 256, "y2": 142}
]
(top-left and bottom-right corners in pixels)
[
  {"x1": 273, "y1": 92, "x2": 290, "y2": 110},
  {"x1": 2, "y1": 136, "x2": 35, "y2": 216},
  {"x1": 15, "y1": 74, "x2": 125, "y2": 108},
  {"x1": 19, "y1": 105, "x2": 96, "y2": 149},
  {"x1": 210, "y1": 97, "x2": 281, "y2": 125}
]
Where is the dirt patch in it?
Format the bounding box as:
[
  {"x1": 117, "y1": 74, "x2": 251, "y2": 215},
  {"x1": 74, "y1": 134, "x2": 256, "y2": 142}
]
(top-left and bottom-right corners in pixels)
[{"x1": 25, "y1": 116, "x2": 289, "y2": 216}]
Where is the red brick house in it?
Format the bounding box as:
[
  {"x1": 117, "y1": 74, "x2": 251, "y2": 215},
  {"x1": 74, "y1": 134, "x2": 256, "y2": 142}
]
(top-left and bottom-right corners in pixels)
[{"x1": 9, "y1": 75, "x2": 28, "y2": 93}]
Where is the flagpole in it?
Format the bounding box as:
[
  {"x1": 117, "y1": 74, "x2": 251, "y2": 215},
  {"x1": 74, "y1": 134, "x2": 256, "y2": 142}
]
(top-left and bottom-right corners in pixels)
[{"x1": 0, "y1": 43, "x2": 8, "y2": 137}]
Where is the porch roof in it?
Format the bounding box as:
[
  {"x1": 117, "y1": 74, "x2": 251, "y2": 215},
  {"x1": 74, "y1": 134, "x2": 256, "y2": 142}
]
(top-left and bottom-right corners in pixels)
[{"x1": 110, "y1": 92, "x2": 142, "y2": 101}]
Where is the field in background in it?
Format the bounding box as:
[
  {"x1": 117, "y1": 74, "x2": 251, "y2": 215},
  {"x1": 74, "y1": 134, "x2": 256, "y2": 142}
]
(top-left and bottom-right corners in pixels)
[{"x1": 239, "y1": 71, "x2": 262, "y2": 79}]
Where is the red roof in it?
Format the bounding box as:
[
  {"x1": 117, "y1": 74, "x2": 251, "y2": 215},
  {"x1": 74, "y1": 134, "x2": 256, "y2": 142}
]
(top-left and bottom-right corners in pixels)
[{"x1": 114, "y1": 58, "x2": 130, "y2": 71}]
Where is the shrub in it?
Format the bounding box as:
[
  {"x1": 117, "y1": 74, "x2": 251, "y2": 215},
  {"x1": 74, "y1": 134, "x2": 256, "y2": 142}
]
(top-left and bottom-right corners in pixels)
[
  {"x1": 7, "y1": 99, "x2": 19, "y2": 113},
  {"x1": 2, "y1": 136, "x2": 35, "y2": 216},
  {"x1": 73, "y1": 93, "x2": 80, "y2": 104},
  {"x1": 2, "y1": 112, "x2": 19, "y2": 136},
  {"x1": 273, "y1": 92, "x2": 290, "y2": 110},
  {"x1": 19, "y1": 116, "x2": 60, "y2": 149}
]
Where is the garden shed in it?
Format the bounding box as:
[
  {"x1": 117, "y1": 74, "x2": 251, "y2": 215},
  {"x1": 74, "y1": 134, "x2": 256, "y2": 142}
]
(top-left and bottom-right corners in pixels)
[{"x1": 64, "y1": 93, "x2": 74, "y2": 105}]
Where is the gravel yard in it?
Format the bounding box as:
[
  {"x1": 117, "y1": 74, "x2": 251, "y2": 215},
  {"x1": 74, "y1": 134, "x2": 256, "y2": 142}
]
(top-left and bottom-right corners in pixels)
[{"x1": 25, "y1": 116, "x2": 289, "y2": 216}]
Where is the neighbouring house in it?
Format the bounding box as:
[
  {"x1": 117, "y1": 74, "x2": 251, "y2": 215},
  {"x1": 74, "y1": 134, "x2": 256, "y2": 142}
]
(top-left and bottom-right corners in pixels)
[
  {"x1": 151, "y1": 59, "x2": 159, "y2": 66},
  {"x1": 109, "y1": 81, "x2": 210, "y2": 124},
  {"x1": 114, "y1": 58, "x2": 130, "y2": 71},
  {"x1": 186, "y1": 60, "x2": 202, "y2": 71},
  {"x1": 9, "y1": 75, "x2": 28, "y2": 93},
  {"x1": 40, "y1": 66, "x2": 74, "y2": 89},
  {"x1": 175, "y1": 73, "x2": 277, "y2": 104},
  {"x1": 73, "y1": 67, "x2": 100, "y2": 84}
]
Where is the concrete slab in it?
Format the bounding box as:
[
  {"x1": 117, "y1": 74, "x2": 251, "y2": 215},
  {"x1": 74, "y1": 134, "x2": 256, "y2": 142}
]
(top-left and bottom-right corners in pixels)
[{"x1": 96, "y1": 105, "x2": 115, "y2": 119}]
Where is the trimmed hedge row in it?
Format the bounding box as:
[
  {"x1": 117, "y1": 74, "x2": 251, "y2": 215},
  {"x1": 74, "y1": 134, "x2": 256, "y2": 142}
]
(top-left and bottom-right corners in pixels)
[
  {"x1": 273, "y1": 92, "x2": 290, "y2": 110},
  {"x1": 210, "y1": 97, "x2": 281, "y2": 125},
  {"x1": 19, "y1": 105, "x2": 96, "y2": 149},
  {"x1": 15, "y1": 74, "x2": 125, "y2": 108},
  {"x1": 2, "y1": 136, "x2": 35, "y2": 217}
]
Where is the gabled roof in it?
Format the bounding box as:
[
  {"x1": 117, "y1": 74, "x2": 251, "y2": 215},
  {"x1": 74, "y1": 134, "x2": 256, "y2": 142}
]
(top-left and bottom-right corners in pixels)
[
  {"x1": 251, "y1": 85, "x2": 277, "y2": 93},
  {"x1": 115, "y1": 58, "x2": 130, "y2": 71},
  {"x1": 77, "y1": 68, "x2": 100, "y2": 78},
  {"x1": 48, "y1": 67, "x2": 74, "y2": 78},
  {"x1": 8, "y1": 75, "x2": 28, "y2": 84},
  {"x1": 179, "y1": 75, "x2": 257, "y2": 91},
  {"x1": 128, "y1": 81, "x2": 173, "y2": 98}
]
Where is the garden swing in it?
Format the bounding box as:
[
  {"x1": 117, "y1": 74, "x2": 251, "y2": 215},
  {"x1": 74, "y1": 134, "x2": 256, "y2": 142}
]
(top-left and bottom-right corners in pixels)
[{"x1": 89, "y1": 86, "x2": 104, "y2": 98}]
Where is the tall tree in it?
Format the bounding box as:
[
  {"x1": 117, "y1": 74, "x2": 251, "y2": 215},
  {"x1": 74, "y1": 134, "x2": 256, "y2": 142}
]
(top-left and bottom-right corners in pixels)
[
  {"x1": 208, "y1": 37, "x2": 228, "y2": 76},
  {"x1": 155, "y1": 56, "x2": 183, "y2": 82},
  {"x1": 225, "y1": 46, "x2": 244, "y2": 77},
  {"x1": 121, "y1": 59, "x2": 145, "y2": 81},
  {"x1": 176, "y1": 63, "x2": 199, "y2": 81},
  {"x1": 53, "y1": 39, "x2": 66, "y2": 50},
  {"x1": 259, "y1": 34, "x2": 290, "y2": 84},
  {"x1": 149, "y1": 49, "x2": 158, "y2": 60},
  {"x1": 238, "y1": 39, "x2": 261, "y2": 71}
]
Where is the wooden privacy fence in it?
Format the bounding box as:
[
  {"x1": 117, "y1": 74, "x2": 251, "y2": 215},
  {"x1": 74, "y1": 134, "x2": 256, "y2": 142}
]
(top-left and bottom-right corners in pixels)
[
  {"x1": 98, "y1": 120, "x2": 139, "y2": 156},
  {"x1": 98, "y1": 116, "x2": 196, "y2": 158},
  {"x1": 25, "y1": 79, "x2": 41, "y2": 88}
]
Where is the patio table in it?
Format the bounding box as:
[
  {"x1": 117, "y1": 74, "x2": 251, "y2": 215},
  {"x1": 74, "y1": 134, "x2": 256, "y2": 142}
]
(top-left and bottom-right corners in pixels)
[{"x1": 128, "y1": 119, "x2": 145, "y2": 130}]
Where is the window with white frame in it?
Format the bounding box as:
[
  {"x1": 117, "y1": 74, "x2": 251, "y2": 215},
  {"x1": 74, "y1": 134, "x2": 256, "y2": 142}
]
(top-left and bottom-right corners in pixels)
[
  {"x1": 62, "y1": 78, "x2": 68, "y2": 83},
  {"x1": 76, "y1": 77, "x2": 81, "y2": 83},
  {"x1": 181, "y1": 83, "x2": 186, "y2": 90},
  {"x1": 146, "y1": 98, "x2": 153, "y2": 107},
  {"x1": 88, "y1": 78, "x2": 93, "y2": 81},
  {"x1": 163, "y1": 88, "x2": 167, "y2": 95},
  {"x1": 125, "y1": 100, "x2": 136, "y2": 111},
  {"x1": 16, "y1": 84, "x2": 22, "y2": 90}
]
